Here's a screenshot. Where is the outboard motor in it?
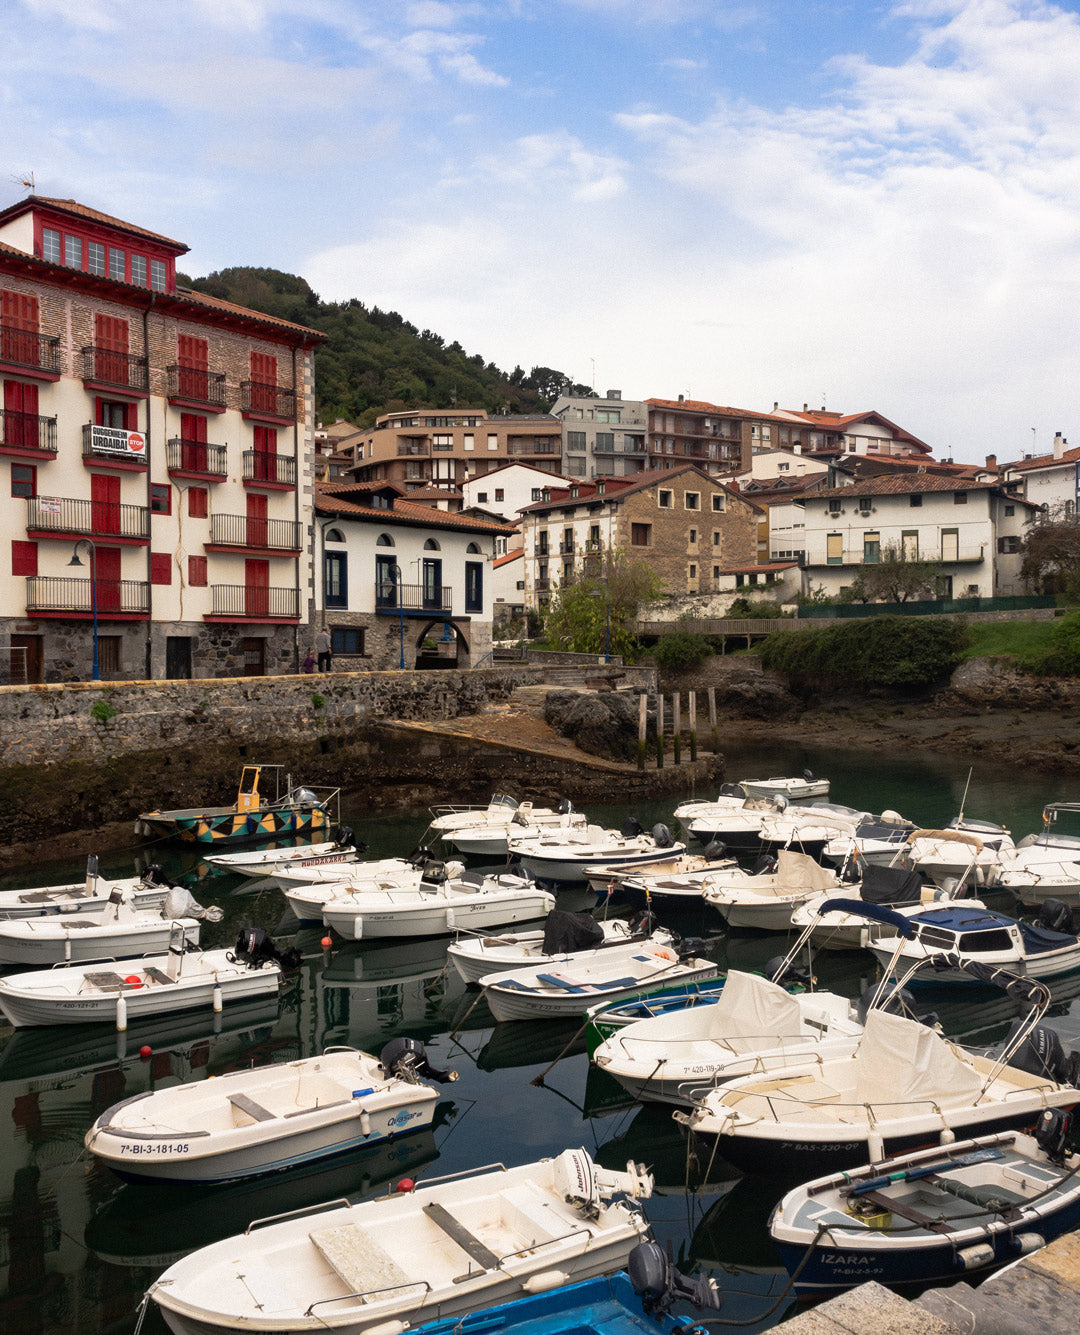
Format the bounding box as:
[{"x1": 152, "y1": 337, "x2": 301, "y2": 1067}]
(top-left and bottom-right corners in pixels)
[
  {"x1": 141, "y1": 863, "x2": 166, "y2": 887},
  {"x1": 1039, "y1": 898, "x2": 1075, "y2": 935},
  {"x1": 1034, "y1": 1108, "x2": 1072, "y2": 1164},
  {"x1": 558, "y1": 797, "x2": 573, "y2": 815},
  {"x1": 750, "y1": 853, "x2": 777, "y2": 876},
  {"x1": 651, "y1": 823, "x2": 674, "y2": 850},
  {"x1": 229, "y1": 927, "x2": 302, "y2": 972},
  {"x1": 856, "y1": 982, "x2": 921, "y2": 1027},
  {"x1": 293, "y1": 787, "x2": 319, "y2": 807},
  {"x1": 421, "y1": 861, "x2": 449, "y2": 885},
  {"x1": 162, "y1": 885, "x2": 224, "y2": 923},
  {"x1": 628, "y1": 908, "x2": 657, "y2": 937},
  {"x1": 335, "y1": 825, "x2": 363, "y2": 852},
  {"x1": 803, "y1": 769, "x2": 815, "y2": 783},
  {"x1": 702, "y1": 840, "x2": 726, "y2": 862},
  {"x1": 407, "y1": 844, "x2": 436, "y2": 868},
  {"x1": 1004, "y1": 1020, "x2": 1080, "y2": 1085},
  {"x1": 380, "y1": 1037, "x2": 458, "y2": 1084},
  {"x1": 620, "y1": 816, "x2": 644, "y2": 838},
  {"x1": 678, "y1": 936, "x2": 709, "y2": 959},
  {"x1": 628, "y1": 1241, "x2": 722, "y2": 1318}
]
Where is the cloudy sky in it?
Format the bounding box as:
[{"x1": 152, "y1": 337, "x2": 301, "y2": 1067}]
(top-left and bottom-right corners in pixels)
[{"x1": 4, "y1": 0, "x2": 1080, "y2": 462}]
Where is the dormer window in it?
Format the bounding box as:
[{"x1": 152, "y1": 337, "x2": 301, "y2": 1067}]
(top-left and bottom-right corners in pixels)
[
  {"x1": 542, "y1": 488, "x2": 551, "y2": 502},
  {"x1": 597, "y1": 479, "x2": 606, "y2": 494},
  {"x1": 570, "y1": 485, "x2": 579, "y2": 498}
]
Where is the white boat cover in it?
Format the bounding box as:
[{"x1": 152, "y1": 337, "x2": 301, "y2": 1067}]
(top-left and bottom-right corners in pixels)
[
  {"x1": 707, "y1": 970, "x2": 803, "y2": 1041},
  {"x1": 853, "y1": 1009, "x2": 984, "y2": 1108},
  {"x1": 775, "y1": 851, "x2": 838, "y2": 893}
]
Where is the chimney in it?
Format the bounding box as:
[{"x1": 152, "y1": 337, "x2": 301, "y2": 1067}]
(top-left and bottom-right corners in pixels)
[
  {"x1": 678, "y1": 394, "x2": 685, "y2": 404},
  {"x1": 803, "y1": 403, "x2": 808, "y2": 412},
  {"x1": 1054, "y1": 432, "x2": 1066, "y2": 460},
  {"x1": 772, "y1": 402, "x2": 778, "y2": 412},
  {"x1": 606, "y1": 389, "x2": 621, "y2": 399},
  {"x1": 985, "y1": 454, "x2": 997, "y2": 471}
]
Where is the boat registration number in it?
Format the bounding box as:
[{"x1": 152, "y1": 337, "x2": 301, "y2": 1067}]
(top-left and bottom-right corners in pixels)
[{"x1": 121, "y1": 1143, "x2": 190, "y2": 1155}]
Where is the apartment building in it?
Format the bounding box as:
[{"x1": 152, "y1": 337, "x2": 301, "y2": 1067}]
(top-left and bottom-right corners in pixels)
[
  {"x1": 550, "y1": 390, "x2": 649, "y2": 479},
  {"x1": 344, "y1": 408, "x2": 564, "y2": 493},
  {"x1": 0, "y1": 195, "x2": 323, "y2": 683},
  {"x1": 519, "y1": 466, "x2": 760, "y2": 607},
  {"x1": 1003, "y1": 433, "x2": 1080, "y2": 519}
]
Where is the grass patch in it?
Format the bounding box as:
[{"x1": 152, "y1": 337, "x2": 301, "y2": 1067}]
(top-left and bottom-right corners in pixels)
[{"x1": 960, "y1": 620, "x2": 1060, "y2": 666}]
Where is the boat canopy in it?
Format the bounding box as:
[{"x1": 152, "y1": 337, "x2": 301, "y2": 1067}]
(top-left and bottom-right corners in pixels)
[
  {"x1": 542, "y1": 910, "x2": 605, "y2": 955},
  {"x1": 706, "y1": 970, "x2": 803, "y2": 1041},
  {"x1": 817, "y1": 898, "x2": 917, "y2": 938},
  {"x1": 774, "y1": 851, "x2": 838, "y2": 893},
  {"x1": 924, "y1": 952, "x2": 1051, "y2": 1005},
  {"x1": 859, "y1": 863, "x2": 924, "y2": 906},
  {"x1": 854, "y1": 1009, "x2": 984, "y2": 1106}
]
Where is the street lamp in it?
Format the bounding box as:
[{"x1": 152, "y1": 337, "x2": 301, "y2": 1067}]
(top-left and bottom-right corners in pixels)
[
  {"x1": 67, "y1": 538, "x2": 100, "y2": 681},
  {"x1": 589, "y1": 585, "x2": 611, "y2": 664},
  {"x1": 388, "y1": 561, "x2": 405, "y2": 669}
]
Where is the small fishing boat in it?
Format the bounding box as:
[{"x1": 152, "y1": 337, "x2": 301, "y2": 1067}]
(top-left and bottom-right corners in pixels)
[
  {"x1": 737, "y1": 772, "x2": 830, "y2": 804},
  {"x1": 865, "y1": 900, "x2": 1080, "y2": 984},
  {"x1": 769, "y1": 1116, "x2": 1080, "y2": 1295},
  {"x1": 674, "y1": 959, "x2": 1080, "y2": 1177},
  {"x1": 584, "y1": 980, "x2": 729, "y2": 1055},
  {"x1": 990, "y1": 857, "x2": 1080, "y2": 909},
  {"x1": 205, "y1": 829, "x2": 363, "y2": 879},
  {"x1": 907, "y1": 823, "x2": 1013, "y2": 888},
  {"x1": 0, "y1": 928, "x2": 297, "y2": 1029},
  {"x1": 508, "y1": 820, "x2": 686, "y2": 884},
  {"x1": 403, "y1": 1249, "x2": 721, "y2": 1334},
  {"x1": 592, "y1": 970, "x2": 863, "y2": 1107},
  {"x1": 701, "y1": 849, "x2": 841, "y2": 930},
  {"x1": 135, "y1": 765, "x2": 339, "y2": 847},
  {"x1": 447, "y1": 912, "x2": 660, "y2": 985},
  {"x1": 430, "y1": 794, "x2": 589, "y2": 857},
  {"x1": 0, "y1": 883, "x2": 222, "y2": 966},
  {"x1": 482, "y1": 935, "x2": 719, "y2": 1022},
  {"x1": 789, "y1": 865, "x2": 951, "y2": 951},
  {"x1": 585, "y1": 846, "x2": 732, "y2": 901},
  {"x1": 819, "y1": 811, "x2": 916, "y2": 871},
  {"x1": 0, "y1": 858, "x2": 170, "y2": 921},
  {"x1": 756, "y1": 803, "x2": 870, "y2": 861},
  {"x1": 280, "y1": 856, "x2": 461, "y2": 923},
  {"x1": 147, "y1": 1149, "x2": 654, "y2": 1335},
  {"x1": 320, "y1": 870, "x2": 555, "y2": 941},
  {"x1": 86, "y1": 1038, "x2": 456, "y2": 1185},
  {"x1": 673, "y1": 787, "x2": 787, "y2": 852}
]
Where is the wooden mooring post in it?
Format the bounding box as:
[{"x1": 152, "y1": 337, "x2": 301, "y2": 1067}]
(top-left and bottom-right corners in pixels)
[
  {"x1": 707, "y1": 686, "x2": 718, "y2": 754},
  {"x1": 688, "y1": 690, "x2": 698, "y2": 761},
  {"x1": 672, "y1": 694, "x2": 682, "y2": 765},
  {"x1": 637, "y1": 692, "x2": 647, "y2": 771},
  {"x1": 656, "y1": 693, "x2": 665, "y2": 769}
]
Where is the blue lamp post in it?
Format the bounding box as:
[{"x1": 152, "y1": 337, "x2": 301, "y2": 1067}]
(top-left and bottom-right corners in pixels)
[
  {"x1": 67, "y1": 538, "x2": 100, "y2": 681},
  {"x1": 389, "y1": 561, "x2": 405, "y2": 669}
]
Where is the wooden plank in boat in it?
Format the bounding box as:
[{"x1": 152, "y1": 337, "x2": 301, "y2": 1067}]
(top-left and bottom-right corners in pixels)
[
  {"x1": 228, "y1": 1093, "x2": 276, "y2": 1122},
  {"x1": 143, "y1": 967, "x2": 176, "y2": 986},
  {"x1": 422, "y1": 1202, "x2": 500, "y2": 1270},
  {"x1": 310, "y1": 1222, "x2": 413, "y2": 1297},
  {"x1": 83, "y1": 972, "x2": 131, "y2": 991}
]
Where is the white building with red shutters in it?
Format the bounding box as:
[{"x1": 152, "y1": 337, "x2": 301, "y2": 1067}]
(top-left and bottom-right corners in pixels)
[{"x1": 0, "y1": 195, "x2": 324, "y2": 682}]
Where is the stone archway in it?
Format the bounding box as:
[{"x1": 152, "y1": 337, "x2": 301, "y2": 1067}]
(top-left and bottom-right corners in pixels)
[{"x1": 412, "y1": 619, "x2": 470, "y2": 669}]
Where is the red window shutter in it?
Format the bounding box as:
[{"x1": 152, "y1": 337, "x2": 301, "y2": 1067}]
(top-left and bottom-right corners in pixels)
[
  {"x1": 245, "y1": 558, "x2": 269, "y2": 617},
  {"x1": 2, "y1": 290, "x2": 40, "y2": 365},
  {"x1": 11, "y1": 540, "x2": 38, "y2": 576},
  {"x1": 188, "y1": 487, "x2": 208, "y2": 518},
  {"x1": 95, "y1": 314, "x2": 129, "y2": 386},
  {"x1": 180, "y1": 412, "x2": 208, "y2": 442},
  {"x1": 4, "y1": 379, "x2": 39, "y2": 449},
  {"x1": 150, "y1": 552, "x2": 172, "y2": 585},
  {"x1": 178, "y1": 335, "x2": 209, "y2": 400},
  {"x1": 250, "y1": 352, "x2": 277, "y2": 413},
  {"x1": 253, "y1": 424, "x2": 278, "y2": 480},
  {"x1": 188, "y1": 555, "x2": 208, "y2": 586}
]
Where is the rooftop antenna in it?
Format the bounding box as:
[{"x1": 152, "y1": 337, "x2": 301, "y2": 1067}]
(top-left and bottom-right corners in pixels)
[{"x1": 12, "y1": 171, "x2": 35, "y2": 193}]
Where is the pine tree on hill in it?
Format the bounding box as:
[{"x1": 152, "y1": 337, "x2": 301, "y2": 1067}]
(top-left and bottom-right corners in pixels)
[{"x1": 180, "y1": 266, "x2": 592, "y2": 427}]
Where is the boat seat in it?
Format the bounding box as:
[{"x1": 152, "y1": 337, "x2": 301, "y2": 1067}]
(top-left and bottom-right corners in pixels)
[
  {"x1": 536, "y1": 972, "x2": 638, "y2": 993},
  {"x1": 856, "y1": 1188, "x2": 957, "y2": 1232},
  {"x1": 83, "y1": 971, "x2": 133, "y2": 992},
  {"x1": 309, "y1": 1223, "x2": 415, "y2": 1298},
  {"x1": 143, "y1": 967, "x2": 176, "y2": 986},
  {"x1": 228, "y1": 1092, "x2": 277, "y2": 1123},
  {"x1": 422, "y1": 1202, "x2": 501, "y2": 1270}
]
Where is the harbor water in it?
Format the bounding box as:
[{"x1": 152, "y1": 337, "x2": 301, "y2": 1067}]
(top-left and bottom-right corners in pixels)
[{"x1": 1, "y1": 737, "x2": 1078, "y2": 1335}]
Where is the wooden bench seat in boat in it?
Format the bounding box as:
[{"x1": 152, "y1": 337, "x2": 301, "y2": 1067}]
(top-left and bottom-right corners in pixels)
[
  {"x1": 143, "y1": 967, "x2": 176, "y2": 986},
  {"x1": 422, "y1": 1202, "x2": 501, "y2": 1270},
  {"x1": 535, "y1": 973, "x2": 638, "y2": 993},
  {"x1": 228, "y1": 1093, "x2": 277, "y2": 1123},
  {"x1": 83, "y1": 972, "x2": 135, "y2": 992},
  {"x1": 309, "y1": 1223, "x2": 416, "y2": 1299}
]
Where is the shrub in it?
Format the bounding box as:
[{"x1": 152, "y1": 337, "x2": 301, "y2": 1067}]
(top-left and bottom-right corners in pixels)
[
  {"x1": 759, "y1": 616, "x2": 969, "y2": 691},
  {"x1": 311, "y1": 693, "x2": 326, "y2": 710},
  {"x1": 727, "y1": 596, "x2": 786, "y2": 619},
  {"x1": 1030, "y1": 610, "x2": 1080, "y2": 677},
  {"x1": 652, "y1": 631, "x2": 714, "y2": 673},
  {"x1": 90, "y1": 700, "x2": 116, "y2": 723}
]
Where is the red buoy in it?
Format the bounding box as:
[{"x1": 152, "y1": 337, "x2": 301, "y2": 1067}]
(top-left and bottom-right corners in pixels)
[
  {"x1": 124, "y1": 975, "x2": 143, "y2": 988},
  {"x1": 321, "y1": 936, "x2": 332, "y2": 950},
  {"x1": 139, "y1": 1045, "x2": 152, "y2": 1059},
  {"x1": 396, "y1": 1178, "x2": 415, "y2": 1193}
]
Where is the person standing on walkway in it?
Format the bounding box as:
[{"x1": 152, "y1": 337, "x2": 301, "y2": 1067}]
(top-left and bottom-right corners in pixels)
[{"x1": 315, "y1": 627, "x2": 332, "y2": 672}]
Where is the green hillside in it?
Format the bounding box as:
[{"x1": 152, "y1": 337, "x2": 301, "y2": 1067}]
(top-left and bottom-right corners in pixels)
[{"x1": 181, "y1": 266, "x2": 590, "y2": 428}]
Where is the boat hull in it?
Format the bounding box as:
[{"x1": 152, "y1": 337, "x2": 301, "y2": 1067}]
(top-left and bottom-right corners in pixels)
[
  {"x1": 484, "y1": 962, "x2": 721, "y2": 1022},
  {"x1": 138, "y1": 806, "x2": 330, "y2": 846},
  {"x1": 513, "y1": 847, "x2": 686, "y2": 884},
  {"x1": 0, "y1": 918, "x2": 200, "y2": 966},
  {"x1": 323, "y1": 890, "x2": 554, "y2": 940}
]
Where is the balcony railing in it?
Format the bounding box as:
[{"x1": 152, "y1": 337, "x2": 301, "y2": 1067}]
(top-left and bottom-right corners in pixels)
[
  {"x1": 82, "y1": 423, "x2": 148, "y2": 467},
  {"x1": 375, "y1": 582, "x2": 452, "y2": 613},
  {"x1": 27, "y1": 495, "x2": 150, "y2": 540},
  {"x1": 26, "y1": 576, "x2": 149, "y2": 615},
  {"x1": 510, "y1": 441, "x2": 560, "y2": 455},
  {"x1": 1, "y1": 409, "x2": 57, "y2": 455},
  {"x1": 241, "y1": 381, "x2": 296, "y2": 419},
  {"x1": 81, "y1": 346, "x2": 149, "y2": 393},
  {"x1": 559, "y1": 541, "x2": 575, "y2": 554},
  {"x1": 0, "y1": 326, "x2": 61, "y2": 375},
  {"x1": 210, "y1": 585, "x2": 299, "y2": 619},
  {"x1": 167, "y1": 364, "x2": 227, "y2": 410},
  {"x1": 535, "y1": 577, "x2": 551, "y2": 591},
  {"x1": 584, "y1": 539, "x2": 603, "y2": 553},
  {"x1": 805, "y1": 546, "x2": 986, "y2": 568},
  {"x1": 208, "y1": 513, "x2": 301, "y2": 551},
  {"x1": 397, "y1": 441, "x2": 430, "y2": 456},
  {"x1": 242, "y1": 450, "x2": 297, "y2": 486},
  {"x1": 166, "y1": 438, "x2": 228, "y2": 478}
]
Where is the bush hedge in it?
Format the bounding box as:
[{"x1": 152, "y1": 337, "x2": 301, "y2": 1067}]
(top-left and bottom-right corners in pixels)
[
  {"x1": 758, "y1": 616, "x2": 969, "y2": 691},
  {"x1": 651, "y1": 631, "x2": 715, "y2": 673}
]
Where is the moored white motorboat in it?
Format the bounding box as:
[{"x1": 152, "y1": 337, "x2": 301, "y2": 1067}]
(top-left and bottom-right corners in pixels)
[
  {"x1": 481, "y1": 935, "x2": 719, "y2": 1022},
  {"x1": 820, "y1": 812, "x2": 916, "y2": 871},
  {"x1": 789, "y1": 865, "x2": 952, "y2": 951},
  {"x1": 0, "y1": 859, "x2": 171, "y2": 921},
  {"x1": 430, "y1": 794, "x2": 589, "y2": 857},
  {"x1": 584, "y1": 847, "x2": 731, "y2": 900},
  {"x1": 0, "y1": 883, "x2": 222, "y2": 966},
  {"x1": 204, "y1": 830, "x2": 363, "y2": 879},
  {"x1": 592, "y1": 970, "x2": 864, "y2": 1106},
  {"x1": 737, "y1": 772, "x2": 830, "y2": 803},
  {"x1": 990, "y1": 857, "x2": 1080, "y2": 909},
  {"x1": 701, "y1": 849, "x2": 841, "y2": 930},
  {"x1": 769, "y1": 1119, "x2": 1080, "y2": 1295},
  {"x1": 508, "y1": 821, "x2": 685, "y2": 884},
  {"x1": 147, "y1": 1149, "x2": 654, "y2": 1335},
  {"x1": 907, "y1": 823, "x2": 1014, "y2": 888},
  {"x1": 756, "y1": 803, "x2": 870, "y2": 861},
  {"x1": 447, "y1": 912, "x2": 661, "y2": 985},
  {"x1": 86, "y1": 1038, "x2": 456, "y2": 1184},
  {"x1": 674, "y1": 974, "x2": 1080, "y2": 1177},
  {"x1": 673, "y1": 789, "x2": 787, "y2": 851},
  {"x1": 320, "y1": 870, "x2": 555, "y2": 941},
  {"x1": 280, "y1": 858, "x2": 462, "y2": 922},
  {"x1": 0, "y1": 929, "x2": 295, "y2": 1028}
]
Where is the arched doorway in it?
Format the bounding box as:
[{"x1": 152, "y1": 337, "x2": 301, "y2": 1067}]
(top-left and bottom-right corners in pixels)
[{"x1": 413, "y1": 619, "x2": 470, "y2": 669}]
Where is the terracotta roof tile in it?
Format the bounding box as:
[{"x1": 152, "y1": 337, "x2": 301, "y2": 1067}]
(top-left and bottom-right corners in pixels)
[{"x1": 10, "y1": 195, "x2": 188, "y2": 252}]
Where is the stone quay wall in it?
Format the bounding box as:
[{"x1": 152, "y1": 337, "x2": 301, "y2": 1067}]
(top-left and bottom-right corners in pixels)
[{"x1": 0, "y1": 664, "x2": 654, "y2": 850}]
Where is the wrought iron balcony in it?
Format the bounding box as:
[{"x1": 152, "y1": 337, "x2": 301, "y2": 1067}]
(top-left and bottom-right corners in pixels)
[
  {"x1": 535, "y1": 577, "x2": 551, "y2": 591},
  {"x1": 27, "y1": 495, "x2": 149, "y2": 541},
  {"x1": 559, "y1": 541, "x2": 575, "y2": 554},
  {"x1": 167, "y1": 364, "x2": 227, "y2": 410},
  {"x1": 210, "y1": 585, "x2": 300, "y2": 619},
  {"x1": 583, "y1": 539, "x2": 603, "y2": 553},
  {"x1": 805, "y1": 546, "x2": 986, "y2": 568},
  {"x1": 0, "y1": 409, "x2": 57, "y2": 456},
  {"x1": 166, "y1": 438, "x2": 228, "y2": 478},
  {"x1": 375, "y1": 582, "x2": 451, "y2": 613},
  {"x1": 0, "y1": 326, "x2": 61, "y2": 376},
  {"x1": 208, "y1": 513, "x2": 301, "y2": 552},
  {"x1": 81, "y1": 346, "x2": 149, "y2": 393},
  {"x1": 242, "y1": 450, "x2": 296, "y2": 486},
  {"x1": 241, "y1": 380, "x2": 296, "y2": 419},
  {"x1": 82, "y1": 423, "x2": 148, "y2": 467},
  {"x1": 26, "y1": 576, "x2": 149, "y2": 615}
]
